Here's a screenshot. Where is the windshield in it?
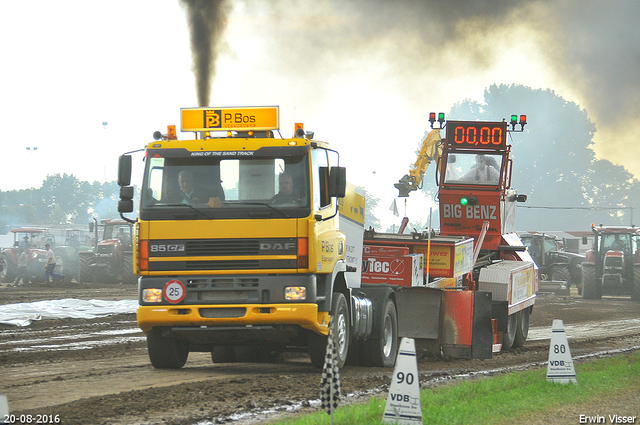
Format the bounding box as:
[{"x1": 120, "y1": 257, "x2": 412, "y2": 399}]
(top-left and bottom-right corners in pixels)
[
  {"x1": 443, "y1": 152, "x2": 502, "y2": 186},
  {"x1": 104, "y1": 224, "x2": 133, "y2": 248},
  {"x1": 599, "y1": 233, "x2": 638, "y2": 253},
  {"x1": 139, "y1": 149, "x2": 311, "y2": 220}
]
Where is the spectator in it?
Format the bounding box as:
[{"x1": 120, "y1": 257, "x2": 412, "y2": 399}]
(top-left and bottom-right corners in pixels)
[
  {"x1": 44, "y1": 243, "x2": 65, "y2": 283},
  {"x1": 14, "y1": 248, "x2": 30, "y2": 285}
]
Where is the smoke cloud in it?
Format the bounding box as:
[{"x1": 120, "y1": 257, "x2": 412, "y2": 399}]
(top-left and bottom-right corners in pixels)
[
  {"x1": 180, "y1": 0, "x2": 232, "y2": 107},
  {"x1": 184, "y1": 0, "x2": 640, "y2": 174},
  {"x1": 273, "y1": 0, "x2": 640, "y2": 174}
]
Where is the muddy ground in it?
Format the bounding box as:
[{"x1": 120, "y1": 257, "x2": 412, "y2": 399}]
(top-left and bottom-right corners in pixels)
[{"x1": 1, "y1": 282, "x2": 639, "y2": 424}]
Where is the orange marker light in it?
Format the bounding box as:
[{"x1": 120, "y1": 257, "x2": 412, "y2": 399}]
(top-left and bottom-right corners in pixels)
[{"x1": 167, "y1": 125, "x2": 177, "y2": 140}]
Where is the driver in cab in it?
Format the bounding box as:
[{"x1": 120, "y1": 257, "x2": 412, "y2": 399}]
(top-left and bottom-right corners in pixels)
[
  {"x1": 462, "y1": 154, "x2": 500, "y2": 184},
  {"x1": 270, "y1": 173, "x2": 296, "y2": 204},
  {"x1": 176, "y1": 170, "x2": 223, "y2": 208}
]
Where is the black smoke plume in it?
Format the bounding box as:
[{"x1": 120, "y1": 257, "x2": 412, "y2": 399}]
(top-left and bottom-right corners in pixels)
[{"x1": 180, "y1": 0, "x2": 231, "y2": 107}]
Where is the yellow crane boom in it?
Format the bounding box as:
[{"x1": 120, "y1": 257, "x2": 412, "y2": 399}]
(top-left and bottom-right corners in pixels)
[{"x1": 394, "y1": 128, "x2": 443, "y2": 197}]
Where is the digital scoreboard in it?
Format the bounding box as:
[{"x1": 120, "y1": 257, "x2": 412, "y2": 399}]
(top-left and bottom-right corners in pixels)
[{"x1": 445, "y1": 121, "x2": 507, "y2": 149}]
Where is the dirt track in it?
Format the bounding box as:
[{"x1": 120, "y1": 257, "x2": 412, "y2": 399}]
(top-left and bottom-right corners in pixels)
[{"x1": 1, "y1": 282, "x2": 639, "y2": 425}]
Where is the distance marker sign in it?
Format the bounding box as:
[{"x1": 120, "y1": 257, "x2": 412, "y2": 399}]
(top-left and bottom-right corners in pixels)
[
  {"x1": 383, "y1": 338, "x2": 423, "y2": 424},
  {"x1": 546, "y1": 319, "x2": 577, "y2": 384}
]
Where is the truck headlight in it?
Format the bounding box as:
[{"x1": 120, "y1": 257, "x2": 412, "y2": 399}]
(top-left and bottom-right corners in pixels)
[
  {"x1": 142, "y1": 288, "x2": 163, "y2": 303},
  {"x1": 284, "y1": 286, "x2": 306, "y2": 301}
]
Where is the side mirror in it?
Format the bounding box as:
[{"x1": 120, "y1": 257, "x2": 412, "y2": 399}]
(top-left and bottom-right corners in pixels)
[
  {"x1": 118, "y1": 186, "x2": 134, "y2": 213},
  {"x1": 118, "y1": 155, "x2": 132, "y2": 187},
  {"x1": 582, "y1": 236, "x2": 588, "y2": 245},
  {"x1": 89, "y1": 222, "x2": 94, "y2": 233},
  {"x1": 329, "y1": 166, "x2": 346, "y2": 198}
]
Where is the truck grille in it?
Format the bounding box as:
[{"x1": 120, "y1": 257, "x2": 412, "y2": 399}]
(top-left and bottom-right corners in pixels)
[
  {"x1": 147, "y1": 238, "x2": 297, "y2": 271},
  {"x1": 186, "y1": 240, "x2": 260, "y2": 256},
  {"x1": 149, "y1": 258, "x2": 296, "y2": 271},
  {"x1": 148, "y1": 238, "x2": 297, "y2": 257}
]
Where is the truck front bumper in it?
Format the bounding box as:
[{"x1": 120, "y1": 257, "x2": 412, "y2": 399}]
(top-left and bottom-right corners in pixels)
[{"x1": 137, "y1": 303, "x2": 330, "y2": 336}]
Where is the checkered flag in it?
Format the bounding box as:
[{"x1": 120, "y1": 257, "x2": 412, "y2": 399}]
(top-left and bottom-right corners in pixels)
[{"x1": 320, "y1": 318, "x2": 341, "y2": 416}]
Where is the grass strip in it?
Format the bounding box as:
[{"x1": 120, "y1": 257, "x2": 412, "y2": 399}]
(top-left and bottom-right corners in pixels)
[{"x1": 267, "y1": 350, "x2": 640, "y2": 425}]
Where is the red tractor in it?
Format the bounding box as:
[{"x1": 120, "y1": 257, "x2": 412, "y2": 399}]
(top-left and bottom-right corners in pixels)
[
  {"x1": 0, "y1": 228, "x2": 58, "y2": 283},
  {"x1": 581, "y1": 224, "x2": 640, "y2": 300},
  {"x1": 78, "y1": 219, "x2": 136, "y2": 284}
]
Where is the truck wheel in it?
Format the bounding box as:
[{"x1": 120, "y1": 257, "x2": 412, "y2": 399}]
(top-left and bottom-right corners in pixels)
[
  {"x1": 502, "y1": 313, "x2": 517, "y2": 351},
  {"x1": 581, "y1": 263, "x2": 601, "y2": 299},
  {"x1": 361, "y1": 298, "x2": 398, "y2": 367},
  {"x1": 211, "y1": 346, "x2": 235, "y2": 363},
  {"x1": 307, "y1": 292, "x2": 350, "y2": 369},
  {"x1": 632, "y1": 265, "x2": 640, "y2": 301},
  {"x1": 146, "y1": 328, "x2": 189, "y2": 369},
  {"x1": 513, "y1": 308, "x2": 530, "y2": 348},
  {"x1": 122, "y1": 254, "x2": 136, "y2": 285}
]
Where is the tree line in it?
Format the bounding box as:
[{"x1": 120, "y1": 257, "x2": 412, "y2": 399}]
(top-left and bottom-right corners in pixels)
[{"x1": 0, "y1": 174, "x2": 124, "y2": 233}]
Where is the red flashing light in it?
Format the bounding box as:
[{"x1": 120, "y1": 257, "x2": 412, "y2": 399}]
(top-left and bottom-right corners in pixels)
[{"x1": 519, "y1": 115, "x2": 527, "y2": 125}]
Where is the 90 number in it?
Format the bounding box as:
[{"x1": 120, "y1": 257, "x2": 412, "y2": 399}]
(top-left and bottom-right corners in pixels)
[{"x1": 396, "y1": 372, "x2": 414, "y2": 385}]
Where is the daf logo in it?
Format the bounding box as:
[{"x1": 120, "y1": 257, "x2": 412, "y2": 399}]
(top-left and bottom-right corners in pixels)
[{"x1": 260, "y1": 242, "x2": 295, "y2": 250}]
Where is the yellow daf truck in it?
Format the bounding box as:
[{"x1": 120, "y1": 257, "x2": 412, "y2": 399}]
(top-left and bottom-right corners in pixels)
[{"x1": 117, "y1": 106, "x2": 377, "y2": 369}]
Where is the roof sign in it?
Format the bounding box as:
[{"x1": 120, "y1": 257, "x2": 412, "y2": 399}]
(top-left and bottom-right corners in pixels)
[{"x1": 181, "y1": 106, "x2": 279, "y2": 132}]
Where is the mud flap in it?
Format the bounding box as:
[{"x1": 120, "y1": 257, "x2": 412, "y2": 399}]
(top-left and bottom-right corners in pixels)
[
  {"x1": 441, "y1": 291, "x2": 493, "y2": 359},
  {"x1": 471, "y1": 291, "x2": 493, "y2": 359},
  {"x1": 395, "y1": 288, "x2": 493, "y2": 359},
  {"x1": 395, "y1": 287, "x2": 442, "y2": 339}
]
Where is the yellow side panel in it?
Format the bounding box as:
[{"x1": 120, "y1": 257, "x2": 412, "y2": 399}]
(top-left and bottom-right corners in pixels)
[
  {"x1": 338, "y1": 183, "x2": 366, "y2": 226},
  {"x1": 139, "y1": 218, "x2": 298, "y2": 239}
]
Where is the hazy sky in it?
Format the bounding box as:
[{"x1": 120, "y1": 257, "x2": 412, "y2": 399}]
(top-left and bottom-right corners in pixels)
[{"x1": 1, "y1": 0, "x2": 638, "y2": 228}]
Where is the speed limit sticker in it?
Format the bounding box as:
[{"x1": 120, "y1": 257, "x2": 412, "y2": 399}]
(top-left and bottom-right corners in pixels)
[{"x1": 163, "y1": 280, "x2": 186, "y2": 304}]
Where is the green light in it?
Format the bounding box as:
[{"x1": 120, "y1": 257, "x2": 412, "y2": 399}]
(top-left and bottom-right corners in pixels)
[
  {"x1": 460, "y1": 197, "x2": 469, "y2": 206},
  {"x1": 510, "y1": 114, "x2": 518, "y2": 124},
  {"x1": 438, "y1": 112, "x2": 445, "y2": 121}
]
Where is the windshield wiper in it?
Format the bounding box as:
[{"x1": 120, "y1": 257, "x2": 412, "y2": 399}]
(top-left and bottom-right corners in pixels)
[
  {"x1": 159, "y1": 203, "x2": 215, "y2": 220},
  {"x1": 224, "y1": 201, "x2": 291, "y2": 218}
]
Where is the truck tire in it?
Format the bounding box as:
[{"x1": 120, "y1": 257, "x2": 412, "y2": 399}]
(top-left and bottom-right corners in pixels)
[
  {"x1": 122, "y1": 254, "x2": 136, "y2": 285},
  {"x1": 513, "y1": 307, "x2": 530, "y2": 348},
  {"x1": 307, "y1": 292, "x2": 350, "y2": 369},
  {"x1": 361, "y1": 298, "x2": 398, "y2": 367},
  {"x1": 632, "y1": 265, "x2": 640, "y2": 301},
  {"x1": 502, "y1": 313, "x2": 517, "y2": 351},
  {"x1": 582, "y1": 263, "x2": 601, "y2": 300},
  {"x1": 146, "y1": 328, "x2": 189, "y2": 369}
]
